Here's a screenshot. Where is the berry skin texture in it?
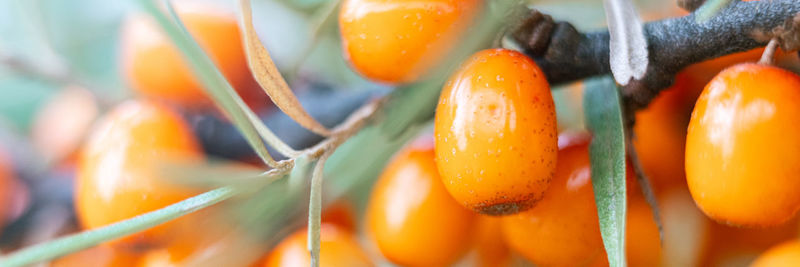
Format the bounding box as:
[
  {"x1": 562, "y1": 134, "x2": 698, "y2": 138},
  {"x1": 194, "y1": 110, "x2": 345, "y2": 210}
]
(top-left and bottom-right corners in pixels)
[
  {"x1": 686, "y1": 63, "x2": 800, "y2": 227},
  {"x1": 339, "y1": 0, "x2": 482, "y2": 84},
  {"x1": 752, "y1": 241, "x2": 800, "y2": 267},
  {"x1": 434, "y1": 48, "x2": 558, "y2": 215},
  {"x1": 264, "y1": 224, "x2": 373, "y2": 267},
  {"x1": 120, "y1": 1, "x2": 264, "y2": 110},
  {"x1": 76, "y1": 100, "x2": 203, "y2": 249},
  {"x1": 366, "y1": 140, "x2": 476, "y2": 267}
]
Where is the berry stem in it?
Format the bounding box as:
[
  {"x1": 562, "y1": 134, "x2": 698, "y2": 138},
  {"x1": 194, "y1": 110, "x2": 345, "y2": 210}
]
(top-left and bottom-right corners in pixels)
[
  {"x1": 307, "y1": 153, "x2": 330, "y2": 267},
  {"x1": 759, "y1": 38, "x2": 781, "y2": 65}
]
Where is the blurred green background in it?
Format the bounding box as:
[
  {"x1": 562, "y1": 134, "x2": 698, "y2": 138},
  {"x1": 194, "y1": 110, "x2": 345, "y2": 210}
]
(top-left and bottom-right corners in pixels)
[{"x1": 0, "y1": 0, "x2": 678, "y2": 133}]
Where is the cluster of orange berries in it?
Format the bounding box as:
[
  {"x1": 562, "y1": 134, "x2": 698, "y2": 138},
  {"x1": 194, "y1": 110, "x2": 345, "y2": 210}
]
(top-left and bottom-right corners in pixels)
[
  {"x1": 340, "y1": 0, "x2": 800, "y2": 266},
  {"x1": 3, "y1": 0, "x2": 798, "y2": 266}
]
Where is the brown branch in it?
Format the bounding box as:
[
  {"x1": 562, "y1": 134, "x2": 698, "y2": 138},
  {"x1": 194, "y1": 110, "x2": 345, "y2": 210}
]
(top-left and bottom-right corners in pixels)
[
  {"x1": 773, "y1": 13, "x2": 800, "y2": 52},
  {"x1": 512, "y1": 0, "x2": 800, "y2": 111}
]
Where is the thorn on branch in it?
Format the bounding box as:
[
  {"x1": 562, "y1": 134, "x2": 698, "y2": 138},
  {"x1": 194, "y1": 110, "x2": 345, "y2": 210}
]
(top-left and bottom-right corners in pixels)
[{"x1": 759, "y1": 38, "x2": 781, "y2": 65}]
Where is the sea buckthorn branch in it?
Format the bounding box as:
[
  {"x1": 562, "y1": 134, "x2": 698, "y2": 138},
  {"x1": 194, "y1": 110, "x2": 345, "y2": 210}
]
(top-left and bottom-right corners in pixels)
[
  {"x1": 303, "y1": 98, "x2": 383, "y2": 267},
  {"x1": 512, "y1": 0, "x2": 800, "y2": 110},
  {"x1": 771, "y1": 13, "x2": 800, "y2": 52}
]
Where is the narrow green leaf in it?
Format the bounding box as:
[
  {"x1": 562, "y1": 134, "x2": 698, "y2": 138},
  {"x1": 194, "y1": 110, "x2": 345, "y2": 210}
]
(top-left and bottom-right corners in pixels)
[
  {"x1": 603, "y1": 0, "x2": 649, "y2": 85},
  {"x1": 137, "y1": 0, "x2": 290, "y2": 167},
  {"x1": 583, "y1": 76, "x2": 627, "y2": 267},
  {"x1": 238, "y1": 0, "x2": 332, "y2": 137},
  {"x1": 0, "y1": 187, "x2": 237, "y2": 267},
  {"x1": 695, "y1": 0, "x2": 733, "y2": 23},
  {"x1": 159, "y1": 160, "x2": 289, "y2": 189}
]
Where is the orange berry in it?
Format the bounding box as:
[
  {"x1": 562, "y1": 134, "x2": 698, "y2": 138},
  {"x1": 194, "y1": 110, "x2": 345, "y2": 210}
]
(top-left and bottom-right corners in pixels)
[
  {"x1": 502, "y1": 136, "x2": 662, "y2": 267},
  {"x1": 626, "y1": 194, "x2": 663, "y2": 267},
  {"x1": 682, "y1": 48, "x2": 765, "y2": 102},
  {"x1": 339, "y1": 0, "x2": 482, "y2": 84},
  {"x1": 321, "y1": 200, "x2": 357, "y2": 232},
  {"x1": 264, "y1": 223, "x2": 372, "y2": 267},
  {"x1": 434, "y1": 48, "x2": 558, "y2": 215},
  {"x1": 366, "y1": 140, "x2": 476, "y2": 266},
  {"x1": 632, "y1": 74, "x2": 693, "y2": 191},
  {"x1": 137, "y1": 249, "x2": 181, "y2": 267},
  {"x1": 752, "y1": 240, "x2": 800, "y2": 267},
  {"x1": 76, "y1": 100, "x2": 204, "y2": 249},
  {"x1": 120, "y1": 1, "x2": 265, "y2": 110},
  {"x1": 470, "y1": 216, "x2": 512, "y2": 267},
  {"x1": 51, "y1": 245, "x2": 139, "y2": 267},
  {"x1": 501, "y1": 140, "x2": 605, "y2": 266},
  {"x1": 700, "y1": 218, "x2": 799, "y2": 266},
  {"x1": 686, "y1": 63, "x2": 800, "y2": 227}
]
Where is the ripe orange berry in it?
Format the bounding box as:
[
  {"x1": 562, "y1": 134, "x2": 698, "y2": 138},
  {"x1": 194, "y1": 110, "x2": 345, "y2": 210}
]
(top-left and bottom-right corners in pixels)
[
  {"x1": 470, "y1": 216, "x2": 512, "y2": 267},
  {"x1": 264, "y1": 223, "x2": 372, "y2": 267},
  {"x1": 686, "y1": 63, "x2": 800, "y2": 227},
  {"x1": 137, "y1": 249, "x2": 183, "y2": 267},
  {"x1": 700, "y1": 218, "x2": 799, "y2": 266},
  {"x1": 682, "y1": 48, "x2": 765, "y2": 102},
  {"x1": 120, "y1": 1, "x2": 265, "y2": 110},
  {"x1": 321, "y1": 200, "x2": 357, "y2": 232},
  {"x1": 76, "y1": 100, "x2": 204, "y2": 249},
  {"x1": 501, "y1": 140, "x2": 605, "y2": 266},
  {"x1": 752, "y1": 240, "x2": 800, "y2": 267},
  {"x1": 632, "y1": 74, "x2": 693, "y2": 191},
  {"x1": 502, "y1": 136, "x2": 662, "y2": 267},
  {"x1": 435, "y1": 48, "x2": 558, "y2": 215},
  {"x1": 366, "y1": 140, "x2": 476, "y2": 266},
  {"x1": 626, "y1": 194, "x2": 663, "y2": 267},
  {"x1": 51, "y1": 245, "x2": 139, "y2": 267},
  {"x1": 339, "y1": 0, "x2": 482, "y2": 84}
]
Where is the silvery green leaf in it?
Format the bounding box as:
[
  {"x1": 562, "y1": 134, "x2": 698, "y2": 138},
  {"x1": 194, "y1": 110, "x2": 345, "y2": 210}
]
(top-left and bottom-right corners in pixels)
[{"x1": 604, "y1": 0, "x2": 648, "y2": 85}]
